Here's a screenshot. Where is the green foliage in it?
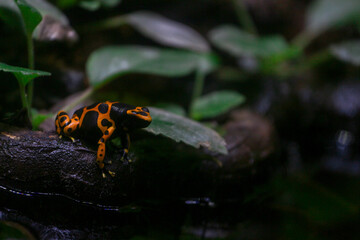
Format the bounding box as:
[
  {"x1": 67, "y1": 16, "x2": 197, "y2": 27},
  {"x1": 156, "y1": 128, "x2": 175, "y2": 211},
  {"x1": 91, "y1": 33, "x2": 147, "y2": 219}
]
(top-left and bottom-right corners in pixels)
[
  {"x1": 79, "y1": 0, "x2": 121, "y2": 11},
  {"x1": 191, "y1": 90, "x2": 245, "y2": 120},
  {"x1": 209, "y1": 25, "x2": 289, "y2": 58},
  {"x1": 145, "y1": 107, "x2": 228, "y2": 155},
  {"x1": 31, "y1": 110, "x2": 52, "y2": 130},
  {"x1": 0, "y1": 63, "x2": 50, "y2": 87},
  {"x1": 27, "y1": 0, "x2": 69, "y2": 25},
  {"x1": 306, "y1": 0, "x2": 360, "y2": 36},
  {"x1": 0, "y1": 62, "x2": 50, "y2": 120},
  {"x1": 125, "y1": 11, "x2": 210, "y2": 52},
  {"x1": 14, "y1": 0, "x2": 42, "y2": 38},
  {"x1": 86, "y1": 45, "x2": 218, "y2": 88},
  {"x1": 260, "y1": 45, "x2": 303, "y2": 74},
  {"x1": 330, "y1": 40, "x2": 360, "y2": 66},
  {"x1": 1, "y1": 0, "x2": 71, "y2": 36}
]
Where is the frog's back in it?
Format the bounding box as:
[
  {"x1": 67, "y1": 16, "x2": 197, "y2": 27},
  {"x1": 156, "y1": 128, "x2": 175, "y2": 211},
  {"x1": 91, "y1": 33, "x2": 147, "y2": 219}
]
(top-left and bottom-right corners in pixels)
[{"x1": 74, "y1": 101, "x2": 117, "y2": 142}]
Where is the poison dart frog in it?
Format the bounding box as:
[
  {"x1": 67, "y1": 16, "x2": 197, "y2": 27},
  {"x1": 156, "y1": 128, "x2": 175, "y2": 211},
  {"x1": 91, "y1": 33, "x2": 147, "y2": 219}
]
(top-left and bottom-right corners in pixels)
[{"x1": 55, "y1": 101, "x2": 152, "y2": 177}]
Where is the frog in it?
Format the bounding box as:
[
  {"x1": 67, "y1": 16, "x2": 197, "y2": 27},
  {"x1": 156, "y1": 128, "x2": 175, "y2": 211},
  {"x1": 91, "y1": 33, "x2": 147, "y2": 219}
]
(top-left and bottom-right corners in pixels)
[{"x1": 55, "y1": 101, "x2": 152, "y2": 177}]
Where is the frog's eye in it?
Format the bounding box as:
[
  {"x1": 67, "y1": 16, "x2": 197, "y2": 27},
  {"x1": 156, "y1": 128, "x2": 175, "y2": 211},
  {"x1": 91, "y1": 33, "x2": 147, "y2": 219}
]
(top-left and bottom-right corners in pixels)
[
  {"x1": 127, "y1": 108, "x2": 152, "y2": 122},
  {"x1": 142, "y1": 107, "x2": 149, "y2": 113}
]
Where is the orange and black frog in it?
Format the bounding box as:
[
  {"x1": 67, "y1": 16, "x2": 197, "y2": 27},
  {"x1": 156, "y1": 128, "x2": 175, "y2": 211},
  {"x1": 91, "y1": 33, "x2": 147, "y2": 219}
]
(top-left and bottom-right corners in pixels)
[{"x1": 55, "y1": 101, "x2": 152, "y2": 177}]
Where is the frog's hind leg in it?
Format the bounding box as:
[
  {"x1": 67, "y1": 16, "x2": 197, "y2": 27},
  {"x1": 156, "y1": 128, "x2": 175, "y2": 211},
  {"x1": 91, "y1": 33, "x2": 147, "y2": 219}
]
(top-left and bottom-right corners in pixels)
[
  {"x1": 55, "y1": 111, "x2": 70, "y2": 136},
  {"x1": 97, "y1": 126, "x2": 116, "y2": 177},
  {"x1": 55, "y1": 111, "x2": 79, "y2": 142}
]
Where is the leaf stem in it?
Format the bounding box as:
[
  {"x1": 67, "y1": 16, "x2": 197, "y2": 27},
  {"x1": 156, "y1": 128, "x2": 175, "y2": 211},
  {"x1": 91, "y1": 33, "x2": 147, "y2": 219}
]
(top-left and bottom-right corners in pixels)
[
  {"x1": 17, "y1": 79, "x2": 30, "y2": 120},
  {"x1": 81, "y1": 15, "x2": 127, "y2": 32},
  {"x1": 26, "y1": 35, "x2": 35, "y2": 119},
  {"x1": 189, "y1": 70, "x2": 205, "y2": 117},
  {"x1": 276, "y1": 49, "x2": 332, "y2": 78},
  {"x1": 232, "y1": 0, "x2": 258, "y2": 35},
  {"x1": 292, "y1": 31, "x2": 315, "y2": 50}
]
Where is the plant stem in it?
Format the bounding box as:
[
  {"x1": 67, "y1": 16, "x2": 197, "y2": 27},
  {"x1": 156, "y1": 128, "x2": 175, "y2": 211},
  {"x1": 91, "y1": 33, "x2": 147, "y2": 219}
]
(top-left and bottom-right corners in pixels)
[
  {"x1": 189, "y1": 70, "x2": 205, "y2": 117},
  {"x1": 82, "y1": 15, "x2": 127, "y2": 32},
  {"x1": 26, "y1": 35, "x2": 34, "y2": 120},
  {"x1": 232, "y1": 0, "x2": 258, "y2": 35},
  {"x1": 276, "y1": 49, "x2": 332, "y2": 78},
  {"x1": 292, "y1": 31, "x2": 315, "y2": 50},
  {"x1": 27, "y1": 36, "x2": 34, "y2": 70},
  {"x1": 17, "y1": 79, "x2": 30, "y2": 120}
]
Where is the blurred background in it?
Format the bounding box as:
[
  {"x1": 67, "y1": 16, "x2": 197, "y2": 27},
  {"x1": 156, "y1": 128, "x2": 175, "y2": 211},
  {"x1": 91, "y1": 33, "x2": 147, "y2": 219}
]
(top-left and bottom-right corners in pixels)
[{"x1": 0, "y1": 0, "x2": 360, "y2": 239}]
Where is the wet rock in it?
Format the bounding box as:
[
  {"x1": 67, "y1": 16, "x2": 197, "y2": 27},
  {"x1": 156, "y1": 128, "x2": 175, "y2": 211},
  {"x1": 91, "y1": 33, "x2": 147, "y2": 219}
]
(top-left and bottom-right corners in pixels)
[
  {"x1": 0, "y1": 123, "x2": 131, "y2": 206},
  {"x1": 220, "y1": 109, "x2": 276, "y2": 171}
]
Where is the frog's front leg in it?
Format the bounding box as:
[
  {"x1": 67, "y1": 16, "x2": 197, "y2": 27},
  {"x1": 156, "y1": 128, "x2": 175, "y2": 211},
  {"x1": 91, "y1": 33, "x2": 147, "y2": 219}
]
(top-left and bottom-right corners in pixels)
[
  {"x1": 97, "y1": 126, "x2": 116, "y2": 177},
  {"x1": 120, "y1": 132, "x2": 131, "y2": 162}
]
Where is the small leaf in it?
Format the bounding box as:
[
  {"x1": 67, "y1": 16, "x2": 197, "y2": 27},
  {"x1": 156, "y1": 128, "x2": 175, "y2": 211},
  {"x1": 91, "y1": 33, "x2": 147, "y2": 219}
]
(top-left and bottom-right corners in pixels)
[
  {"x1": 126, "y1": 11, "x2": 210, "y2": 52},
  {"x1": 330, "y1": 40, "x2": 360, "y2": 66},
  {"x1": 26, "y1": 0, "x2": 77, "y2": 42},
  {"x1": 86, "y1": 45, "x2": 218, "y2": 88},
  {"x1": 209, "y1": 25, "x2": 288, "y2": 58},
  {"x1": 1, "y1": 0, "x2": 76, "y2": 42},
  {"x1": 79, "y1": 0, "x2": 101, "y2": 11},
  {"x1": 260, "y1": 45, "x2": 302, "y2": 74},
  {"x1": 15, "y1": 0, "x2": 42, "y2": 37},
  {"x1": 191, "y1": 90, "x2": 245, "y2": 120},
  {"x1": 145, "y1": 107, "x2": 228, "y2": 155},
  {"x1": 79, "y1": 0, "x2": 121, "y2": 11},
  {"x1": 27, "y1": 0, "x2": 69, "y2": 25},
  {"x1": 31, "y1": 110, "x2": 52, "y2": 130},
  {"x1": 0, "y1": 62, "x2": 51, "y2": 86},
  {"x1": 306, "y1": 0, "x2": 360, "y2": 35}
]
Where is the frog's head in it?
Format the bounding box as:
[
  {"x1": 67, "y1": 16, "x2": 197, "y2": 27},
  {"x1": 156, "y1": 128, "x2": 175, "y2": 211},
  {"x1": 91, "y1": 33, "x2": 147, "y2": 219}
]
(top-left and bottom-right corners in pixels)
[{"x1": 124, "y1": 106, "x2": 152, "y2": 130}]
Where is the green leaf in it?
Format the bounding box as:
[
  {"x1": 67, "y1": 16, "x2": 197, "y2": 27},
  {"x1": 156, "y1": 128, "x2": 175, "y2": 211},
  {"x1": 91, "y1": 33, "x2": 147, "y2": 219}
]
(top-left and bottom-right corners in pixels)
[
  {"x1": 330, "y1": 40, "x2": 360, "y2": 66},
  {"x1": 15, "y1": 0, "x2": 42, "y2": 37},
  {"x1": 0, "y1": 62, "x2": 51, "y2": 86},
  {"x1": 31, "y1": 110, "x2": 52, "y2": 130},
  {"x1": 1, "y1": 0, "x2": 75, "y2": 41},
  {"x1": 27, "y1": 0, "x2": 69, "y2": 25},
  {"x1": 79, "y1": 0, "x2": 101, "y2": 11},
  {"x1": 1, "y1": 0, "x2": 69, "y2": 26},
  {"x1": 260, "y1": 45, "x2": 303, "y2": 73},
  {"x1": 126, "y1": 11, "x2": 210, "y2": 52},
  {"x1": 191, "y1": 90, "x2": 245, "y2": 120},
  {"x1": 79, "y1": 0, "x2": 121, "y2": 10},
  {"x1": 26, "y1": 0, "x2": 76, "y2": 42},
  {"x1": 86, "y1": 45, "x2": 218, "y2": 88},
  {"x1": 306, "y1": 0, "x2": 360, "y2": 35},
  {"x1": 145, "y1": 107, "x2": 228, "y2": 155},
  {"x1": 209, "y1": 25, "x2": 288, "y2": 58}
]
